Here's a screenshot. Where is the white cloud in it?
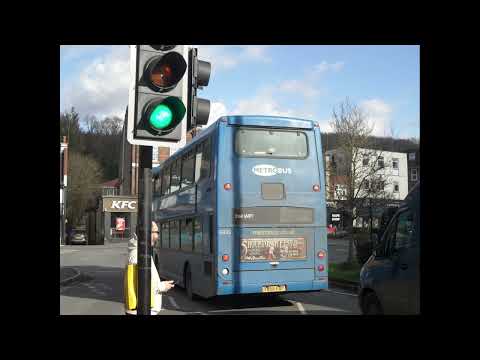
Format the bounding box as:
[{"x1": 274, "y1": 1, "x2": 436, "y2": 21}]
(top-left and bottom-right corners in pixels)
[
  {"x1": 313, "y1": 61, "x2": 345, "y2": 74},
  {"x1": 317, "y1": 118, "x2": 334, "y2": 133},
  {"x1": 360, "y1": 98, "x2": 393, "y2": 137},
  {"x1": 279, "y1": 79, "x2": 321, "y2": 98},
  {"x1": 62, "y1": 46, "x2": 130, "y2": 120},
  {"x1": 195, "y1": 45, "x2": 272, "y2": 70},
  {"x1": 231, "y1": 88, "x2": 315, "y2": 120},
  {"x1": 60, "y1": 45, "x2": 112, "y2": 62}
]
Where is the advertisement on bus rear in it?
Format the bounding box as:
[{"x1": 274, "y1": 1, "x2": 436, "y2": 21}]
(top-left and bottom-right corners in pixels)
[{"x1": 240, "y1": 237, "x2": 307, "y2": 262}]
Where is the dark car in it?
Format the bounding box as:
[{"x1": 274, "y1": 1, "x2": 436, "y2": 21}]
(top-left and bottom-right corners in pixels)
[
  {"x1": 354, "y1": 206, "x2": 401, "y2": 265},
  {"x1": 69, "y1": 227, "x2": 88, "y2": 245},
  {"x1": 358, "y1": 182, "x2": 420, "y2": 315}
]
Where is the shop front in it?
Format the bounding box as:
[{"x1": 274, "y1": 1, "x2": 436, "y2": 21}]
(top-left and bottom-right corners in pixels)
[
  {"x1": 87, "y1": 195, "x2": 138, "y2": 245},
  {"x1": 102, "y1": 196, "x2": 138, "y2": 243}
]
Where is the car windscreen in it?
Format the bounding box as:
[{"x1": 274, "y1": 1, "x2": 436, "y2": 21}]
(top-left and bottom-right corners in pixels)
[{"x1": 235, "y1": 128, "x2": 308, "y2": 159}]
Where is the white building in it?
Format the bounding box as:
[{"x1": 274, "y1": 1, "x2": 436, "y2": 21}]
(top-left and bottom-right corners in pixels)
[
  {"x1": 325, "y1": 147, "x2": 409, "y2": 201},
  {"x1": 324, "y1": 147, "x2": 408, "y2": 229}
]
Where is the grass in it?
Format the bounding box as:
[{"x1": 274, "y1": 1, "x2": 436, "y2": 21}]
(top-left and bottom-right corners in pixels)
[{"x1": 329, "y1": 261, "x2": 362, "y2": 283}]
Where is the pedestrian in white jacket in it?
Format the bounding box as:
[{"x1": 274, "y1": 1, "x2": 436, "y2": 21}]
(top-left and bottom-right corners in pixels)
[{"x1": 125, "y1": 221, "x2": 174, "y2": 315}]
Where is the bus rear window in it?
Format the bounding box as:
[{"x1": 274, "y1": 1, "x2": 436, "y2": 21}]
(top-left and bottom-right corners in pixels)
[{"x1": 235, "y1": 128, "x2": 308, "y2": 158}]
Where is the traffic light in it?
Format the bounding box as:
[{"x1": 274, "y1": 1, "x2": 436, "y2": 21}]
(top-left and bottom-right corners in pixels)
[
  {"x1": 187, "y1": 48, "x2": 211, "y2": 132},
  {"x1": 127, "y1": 45, "x2": 189, "y2": 146}
]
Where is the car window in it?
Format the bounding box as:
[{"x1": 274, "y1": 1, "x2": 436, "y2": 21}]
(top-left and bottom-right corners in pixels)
[
  {"x1": 394, "y1": 210, "x2": 415, "y2": 250},
  {"x1": 383, "y1": 216, "x2": 398, "y2": 257}
]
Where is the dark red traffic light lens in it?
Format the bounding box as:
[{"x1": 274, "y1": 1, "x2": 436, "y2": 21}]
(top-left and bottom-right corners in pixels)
[
  {"x1": 146, "y1": 52, "x2": 187, "y2": 92},
  {"x1": 151, "y1": 64, "x2": 174, "y2": 88}
]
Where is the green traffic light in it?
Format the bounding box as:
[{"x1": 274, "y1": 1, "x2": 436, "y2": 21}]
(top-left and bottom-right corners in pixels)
[{"x1": 149, "y1": 104, "x2": 173, "y2": 130}]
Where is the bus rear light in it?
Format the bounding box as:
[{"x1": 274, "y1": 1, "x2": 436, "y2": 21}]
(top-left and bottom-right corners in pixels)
[
  {"x1": 317, "y1": 250, "x2": 326, "y2": 259},
  {"x1": 317, "y1": 265, "x2": 325, "y2": 272},
  {"x1": 313, "y1": 184, "x2": 320, "y2": 192},
  {"x1": 222, "y1": 254, "x2": 229, "y2": 262},
  {"x1": 224, "y1": 183, "x2": 232, "y2": 190},
  {"x1": 222, "y1": 268, "x2": 229, "y2": 275}
]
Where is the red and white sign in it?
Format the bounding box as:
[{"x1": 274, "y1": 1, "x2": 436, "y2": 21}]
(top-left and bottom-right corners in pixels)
[{"x1": 116, "y1": 217, "x2": 125, "y2": 231}]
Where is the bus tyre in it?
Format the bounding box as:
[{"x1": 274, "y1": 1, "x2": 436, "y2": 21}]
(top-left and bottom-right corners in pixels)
[
  {"x1": 185, "y1": 265, "x2": 197, "y2": 300},
  {"x1": 363, "y1": 292, "x2": 383, "y2": 315}
]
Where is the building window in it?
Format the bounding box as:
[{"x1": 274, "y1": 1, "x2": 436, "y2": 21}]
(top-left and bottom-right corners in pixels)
[
  {"x1": 373, "y1": 180, "x2": 385, "y2": 191},
  {"x1": 364, "y1": 180, "x2": 370, "y2": 190},
  {"x1": 411, "y1": 168, "x2": 418, "y2": 182},
  {"x1": 152, "y1": 147, "x2": 158, "y2": 162},
  {"x1": 362, "y1": 155, "x2": 369, "y2": 166},
  {"x1": 378, "y1": 156, "x2": 384, "y2": 169},
  {"x1": 409, "y1": 153, "x2": 416, "y2": 161},
  {"x1": 392, "y1": 158, "x2": 399, "y2": 170},
  {"x1": 394, "y1": 182, "x2": 399, "y2": 193}
]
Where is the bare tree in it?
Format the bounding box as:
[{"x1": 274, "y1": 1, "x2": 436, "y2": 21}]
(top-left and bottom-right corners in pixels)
[
  {"x1": 66, "y1": 151, "x2": 104, "y2": 226},
  {"x1": 326, "y1": 98, "x2": 395, "y2": 264}
]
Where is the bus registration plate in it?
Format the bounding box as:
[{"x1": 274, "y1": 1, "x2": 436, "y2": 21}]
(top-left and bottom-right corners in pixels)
[{"x1": 262, "y1": 285, "x2": 286, "y2": 293}]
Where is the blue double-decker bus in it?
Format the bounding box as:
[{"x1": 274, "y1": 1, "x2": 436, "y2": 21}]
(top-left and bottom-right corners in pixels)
[{"x1": 152, "y1": 116, "x2": 328, "y2": 299}]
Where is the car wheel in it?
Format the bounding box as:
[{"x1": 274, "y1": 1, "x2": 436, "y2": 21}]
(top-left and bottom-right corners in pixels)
[{"x1": 363, "y1": 292, "x2": 383, "y2": 315}]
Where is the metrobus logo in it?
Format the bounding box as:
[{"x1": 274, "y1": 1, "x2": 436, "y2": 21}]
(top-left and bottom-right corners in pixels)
[{"x1": 252, "y1": 164, "x2": 292, "y2": 177}]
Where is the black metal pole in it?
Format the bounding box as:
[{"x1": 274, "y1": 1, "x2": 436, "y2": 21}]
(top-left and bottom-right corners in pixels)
[
  {"x1": 137, "y1": 145, "x2": 152, "y2": 315},
  {"x1": 60, "y1": 199, "x2": 64, "y2": 245}
]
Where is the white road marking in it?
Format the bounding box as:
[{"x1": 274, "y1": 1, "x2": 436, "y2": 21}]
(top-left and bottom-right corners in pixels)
[
  {"x1": 295, "y1": 301, "x2": 307, "y2": 315},
  {"x1": 60, "y1": 250, "x2": 79, "y2": 254},
  {"x1": 325, "y1": 289, "x2": 358, "y2": 297},
  {"x1": 168, "y1": 296, "x2": 180, "y2": 309}
]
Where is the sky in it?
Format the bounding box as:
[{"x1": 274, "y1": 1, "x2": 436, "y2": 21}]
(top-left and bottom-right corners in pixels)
[{"x1": 60, "y1": 45, "x2": 420, "y2": 139}]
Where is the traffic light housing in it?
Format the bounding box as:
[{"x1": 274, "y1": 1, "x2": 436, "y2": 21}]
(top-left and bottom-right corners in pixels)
[
  {"x1": 187, "y1": 48, "x2": 211, "y2": 132},
  {"x1": 127, "y1": 45, "x2": 189, "y2": 146}
]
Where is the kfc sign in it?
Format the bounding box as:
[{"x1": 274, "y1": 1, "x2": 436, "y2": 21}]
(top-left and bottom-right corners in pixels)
[
  {"x1": 111, "y1": 201, "x2": 136, "y2": 210},
  {"x1": 103, "y1": 197, "x2": 138, "y2": 212}
]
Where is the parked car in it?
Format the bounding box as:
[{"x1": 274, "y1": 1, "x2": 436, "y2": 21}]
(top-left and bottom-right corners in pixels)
[
  {"x1": 70, "y1": 227, "x2": 88, "y2": 245},
  {"x1": 358, "y1": 182, "x2": 420, "y2": 314}
]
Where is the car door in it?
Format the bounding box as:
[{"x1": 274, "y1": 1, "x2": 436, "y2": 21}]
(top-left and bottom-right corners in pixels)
[
  {"x1": 390, "y1": 209, "x2": 419, "y2": 314},
  {"x1": 373, "y1": 215, "x2": 398, "y2": 313}
]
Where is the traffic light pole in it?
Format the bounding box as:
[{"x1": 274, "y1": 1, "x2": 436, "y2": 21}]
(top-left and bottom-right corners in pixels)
[{"x1": 137, "y1": 145, "x2": 152, "y2": 315}]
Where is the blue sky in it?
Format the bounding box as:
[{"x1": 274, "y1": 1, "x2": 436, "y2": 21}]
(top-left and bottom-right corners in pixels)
[{"x1": 60, "y1": 45, "x2": 419, "y2": 139}]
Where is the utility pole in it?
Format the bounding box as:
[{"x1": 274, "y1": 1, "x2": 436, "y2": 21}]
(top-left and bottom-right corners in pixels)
[{"x1": 137, "y1": 145, "x2": 152, "y2": 315}]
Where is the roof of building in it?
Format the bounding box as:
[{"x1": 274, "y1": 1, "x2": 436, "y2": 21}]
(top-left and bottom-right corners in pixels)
[{"x1": 101, "y1": 178, "x2": 121, "y2": 188}]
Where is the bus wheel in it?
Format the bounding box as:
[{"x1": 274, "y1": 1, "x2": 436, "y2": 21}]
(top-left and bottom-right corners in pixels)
[
  {"x1": 363, "y1": 292, "x2": 383, "y2": 315},
  {"x1": 184, "y1": 264, "x2": 197, "y2": 300}
]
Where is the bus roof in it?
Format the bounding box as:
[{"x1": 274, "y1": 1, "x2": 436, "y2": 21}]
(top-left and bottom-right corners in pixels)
[{"x1": 221, "y1": 116, "x2": 315, "y2": 129}]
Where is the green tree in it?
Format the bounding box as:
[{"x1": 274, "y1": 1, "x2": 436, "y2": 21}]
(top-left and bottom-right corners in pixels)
[
  {"x1": 60, "y1": 107, "x2": 84, "y2": 152},
  {"x1": 326, "y1": 98, "x2": 394, "y2": 264}
]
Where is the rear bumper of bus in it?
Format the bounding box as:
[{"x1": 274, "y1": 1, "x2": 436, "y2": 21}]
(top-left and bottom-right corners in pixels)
[{"x1": 217, "y1": 277, "x2": 328, "y2": 295}]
